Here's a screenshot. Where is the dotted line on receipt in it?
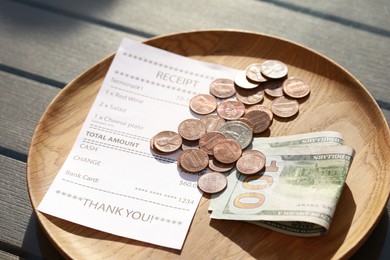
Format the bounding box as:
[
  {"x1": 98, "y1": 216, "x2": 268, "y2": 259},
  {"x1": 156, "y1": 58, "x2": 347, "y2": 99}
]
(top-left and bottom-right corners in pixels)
[
  {"x1": 89, "y1": 124, "x2": 149, "y2": 142},
  {"x1": 113, "y1": 71, "x2": 198, "y2": 96},
  {"x1": 82, "y1": 138, "x2": 177, "y2": 164},
  {"x1": 61, "y1": 178, "x2": 190, "y2": 211},
  {"x1": 121, "y1": 51, "x2": 215, "y2": 80}
]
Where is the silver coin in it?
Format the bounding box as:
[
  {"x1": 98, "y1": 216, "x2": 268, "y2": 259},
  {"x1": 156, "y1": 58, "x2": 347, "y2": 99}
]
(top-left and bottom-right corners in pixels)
[
  {"x1": 234, "y1": 70, "x2": 259, "y2": 89},
  {"x1": 218, "y1": 121, "x2": 253, "y2": 149},
  {"x1": 245, "y1": 63, "x2": 267, "y2": 83},
  {"x1": 261, "y1": 60, "x2": 288, "y2": 79}
]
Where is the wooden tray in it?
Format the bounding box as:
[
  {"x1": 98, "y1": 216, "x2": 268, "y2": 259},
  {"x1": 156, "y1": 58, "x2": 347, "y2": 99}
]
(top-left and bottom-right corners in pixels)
[{"x1": 27, "y1": 30, "x2": 390, "y2": 259}]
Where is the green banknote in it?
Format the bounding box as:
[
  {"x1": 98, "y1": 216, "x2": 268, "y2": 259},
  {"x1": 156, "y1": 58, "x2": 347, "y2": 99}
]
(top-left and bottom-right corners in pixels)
[
  {"x1": 209, "y1": 132, "x2": 354, "y2": 236},
  {"x1": 210, "y1": 131, "x2": 345, "y2": 211},
  {"x1": 251, "y1": 130, "x2": 344, "y2": 148}
]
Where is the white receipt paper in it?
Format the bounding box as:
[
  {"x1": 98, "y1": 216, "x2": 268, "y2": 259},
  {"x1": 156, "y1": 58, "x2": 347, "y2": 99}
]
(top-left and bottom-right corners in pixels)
[{"x1": 38, "y1": 38, "x2": 237, "y2": 249}]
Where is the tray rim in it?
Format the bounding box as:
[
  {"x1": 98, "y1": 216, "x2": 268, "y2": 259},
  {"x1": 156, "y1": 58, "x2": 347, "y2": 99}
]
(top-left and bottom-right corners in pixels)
[{"x1": 26, "y1": 29, "x2": 390, "y2": 259}]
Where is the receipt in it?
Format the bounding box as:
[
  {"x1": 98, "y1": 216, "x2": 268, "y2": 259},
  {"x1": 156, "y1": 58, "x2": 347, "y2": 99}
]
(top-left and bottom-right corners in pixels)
[{"x1": 38, "y1": 38, "x2": 237, "y2": 249}]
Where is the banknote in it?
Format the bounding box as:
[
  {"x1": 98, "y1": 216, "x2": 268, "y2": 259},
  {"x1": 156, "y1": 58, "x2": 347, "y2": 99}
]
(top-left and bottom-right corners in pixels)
[
  {"x1": 251, "y1": 130, "x2": 344, "y2": 148},
  {"x1": 209, "y1": 144, "x2": 355, "y2": 236},
  {"x1": 209, "y1": 131, "x2": 345, "y2": 211}
]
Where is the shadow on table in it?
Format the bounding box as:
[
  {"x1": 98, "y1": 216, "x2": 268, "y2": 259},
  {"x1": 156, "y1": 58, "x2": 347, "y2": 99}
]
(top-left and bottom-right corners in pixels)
[
  {"x1": 0, "y1": 0, "x2": 117, "y2": 32},
  {"x1": 21, "y1": 213, "x2": 64, "y2": 259},
  {"x1": 351, "y1": 209, "x2": 390, "y2": 260}
]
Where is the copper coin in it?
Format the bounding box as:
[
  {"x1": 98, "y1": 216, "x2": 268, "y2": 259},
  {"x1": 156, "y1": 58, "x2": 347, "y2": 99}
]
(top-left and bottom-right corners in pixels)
[
  {"x1": 271, "y1": 96, "x2": 299, "y2": 118},
  {"x1": 236, "y1": 150, "x2": 266, "y2": 175},
  {"x1": 213, "y1": 139, "x2": 242, "y2": 164},
  {"x1": 283, "y1": 77, "x2": 311, "y2": 98},
  {"x1": 245, "y1": 63, "x2": 267, "y2": 83},
  {"x1": 246, "y1": 105, "x2": 274, "y2": 121},
  {"x1": 209, "y1": 157, "x2": 235, "y2": 172},
  {"x1": 201, "y1": 114, "x2": 225, "y2": 132},
  {"x1": 189, "y1": 94, "x2": 217, "y2": 115},
  {"x1": 263, "y1": 79, "x2": 284, "y2": 97},
  {"x1": 234, "y1": 70, "x2": 259, "y2": 89},
  {"x1": 197, "y1": 172, "x2": 227, "y2": 194},
  {"x1": 199, "y1": 132, "x2": 226, "y2": 155},
  {"x1": 235, "y1": 85, "x2": 264, "y2": 105},
  {"x1": 178, "y1": 149, "x2": 209, "y2": 173},
  {"x1": 217, "y1": 100, "x2": 245, "y2": 120},
  {"x1": 209, "y1": 78, "x2": 236, "y2": 98},
  {"x1": 261, "y1": 60, "x2": 288, "y2": 79},
  {"x1": 178, "y1": 119, "x2": 207, "y2": 141},
  {"x1": 243, "y1": 110, "x2": 271, "y2": 134},
  {"x1": 152, "y1": 131, "x2": 182, "y2": 153},
  {"x1": 218, "y1": 121, "x2": 253, "y2": 149},
  {"x1": 150, "y1": 135, "x2": 173, "y2": 155}
]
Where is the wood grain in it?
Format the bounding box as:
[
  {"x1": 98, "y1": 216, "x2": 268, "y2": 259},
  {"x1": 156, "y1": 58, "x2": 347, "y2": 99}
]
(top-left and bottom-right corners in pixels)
[{"x1": 26, "y1": 31, "x2": 390, "y2": 259}]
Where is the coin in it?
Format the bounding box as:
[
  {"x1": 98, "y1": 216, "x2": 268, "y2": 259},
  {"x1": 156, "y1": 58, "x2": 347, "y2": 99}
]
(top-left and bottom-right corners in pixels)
[
  {"x1": 199, "y1": 132, "x2": 226, "y2": 155},
  {"x1": 246, "y1": 105, "x2": 274, "y2": 121},
  {"x1": 234, "y1": 117, "x2": 255, "y2": 130},
  {"x1": 181, "y1": 139, "x2": 199, "y2": 150},
  {"x1": 150, "y1": 135, "x2": 173, "y2": 155},
  {"x1": 217, "y1": 100, "x2": 245, "y2": 120},
  {"x1": 245, "y1": 63, "x2": 267, "y2": 83},
  {"x1": 189, "y1": 94, "x2": 217, "y2": 115},
  {"x1": 201, "y1": 114, "x2": 225, "y2": 132},
  {"x1": 261, "y1": 60, "x2": 288, "y2": 79},
  {"x1": 152, "y1": 131, "x2": 182, "y2": 154},
  {"x1": 178, "y1": 119, "x2": 207, "y2": 141},
  {"x1": 209, "y1": 78, "x2": 236, "y2": 98},
  {"x1": 263, "y1": 79, "x2": 285, "y2": 97},
  {"x1": 283, "y1": 77, "x2": 311, "y2": 98},
  {"x1": 271, "y1": 96, "x2": 299, "y2": 118},
  {"x1": 244, "y1": 110, "x2": 271, "y2": 134},
  {"x1": 213, "y1": 139, "x2": 242, "y2": 164},
  {"x1": 234, "y1": 70, "x2": 259, "y2": 89},
  {"x1": 197, "y1": 171, "x2": 227, "y2": 194},
  {"x1": 178, "y1": 149, "x2": 209, "y2": 173},
  {"x1": 208, "y1": 157, "x2": 235, "y2": 172},
  {"x1": 235, "y1": 85, "x2": 264, "y2": 105},
  {"x1": 236, "y1": 150, "x2": 266, "y2": 175},
  {"x1": 219, "y1": 121, "x2": 253, "y2": 149}
]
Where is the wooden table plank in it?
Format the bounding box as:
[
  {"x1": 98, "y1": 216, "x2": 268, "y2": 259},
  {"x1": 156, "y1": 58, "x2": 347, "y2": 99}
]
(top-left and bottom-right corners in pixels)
[
  {"x1": 274, "y1": 0, "x2": 390, "y2": 31},
  {"x1": 0, "y1": 155, "x2": 63, "y2": 259},
  {"x1": 0, "y1": 1, "x2": 145, "y2": 84},
  {"x1": 0, "y1": 71, "x2": 59, "y2": 155},
  {"x1": 0, "y1": 250, "x2": 19, "y2": 260}
]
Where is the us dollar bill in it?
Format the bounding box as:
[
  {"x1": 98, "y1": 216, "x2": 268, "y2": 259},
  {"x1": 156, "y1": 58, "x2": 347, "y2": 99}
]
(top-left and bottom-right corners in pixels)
[
  {"x1": 251, "y1": 130, "x2": 344, "y2": 148},
  {"x1": 210, "y1": 131, "x2": 345, "y2": 211},
  {"x1": 209, "y1": 139, "x2": 354, "y2": 236}
]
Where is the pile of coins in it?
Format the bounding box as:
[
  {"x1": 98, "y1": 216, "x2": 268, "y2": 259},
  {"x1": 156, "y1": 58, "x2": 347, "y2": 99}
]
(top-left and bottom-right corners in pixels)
[{"x1": 151, "y1": 60, "x2": 311, "y2": 194}]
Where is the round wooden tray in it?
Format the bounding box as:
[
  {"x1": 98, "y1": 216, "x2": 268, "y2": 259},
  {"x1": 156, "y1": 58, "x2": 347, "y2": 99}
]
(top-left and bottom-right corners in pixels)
[{"x1": 27, "y1": 30, "x2": 390, "y2": 259}]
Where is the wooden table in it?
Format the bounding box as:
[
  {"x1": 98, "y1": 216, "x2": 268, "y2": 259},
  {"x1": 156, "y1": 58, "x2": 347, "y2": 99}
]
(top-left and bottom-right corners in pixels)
[{"x1": 1, "y1": 1, "x2": 389, "y2": 259}]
